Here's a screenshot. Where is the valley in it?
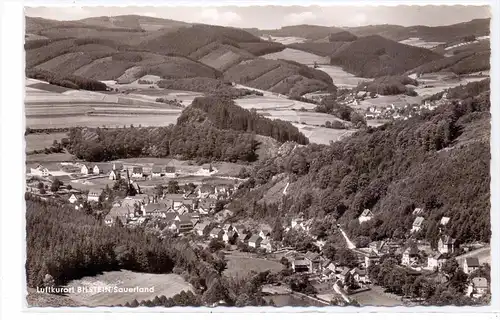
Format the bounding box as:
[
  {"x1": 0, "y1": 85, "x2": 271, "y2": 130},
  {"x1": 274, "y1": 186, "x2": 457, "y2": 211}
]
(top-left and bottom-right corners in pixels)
[{"x1": 23, "y1": 9, "x2": 491, "y2": 310}]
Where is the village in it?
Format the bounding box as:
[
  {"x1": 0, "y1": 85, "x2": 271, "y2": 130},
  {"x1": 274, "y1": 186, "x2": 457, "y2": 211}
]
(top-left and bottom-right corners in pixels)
[{"x1": 25, "y1": 159, "x2": 490, "y2": 306}]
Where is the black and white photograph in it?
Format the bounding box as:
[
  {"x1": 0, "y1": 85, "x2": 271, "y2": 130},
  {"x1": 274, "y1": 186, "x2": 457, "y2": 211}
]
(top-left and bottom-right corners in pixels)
[{"x1": 18, "y1": 2, "x2": 494, "y2": 309}]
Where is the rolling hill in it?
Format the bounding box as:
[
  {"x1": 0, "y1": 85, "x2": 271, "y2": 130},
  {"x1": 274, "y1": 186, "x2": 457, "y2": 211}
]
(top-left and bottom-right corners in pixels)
[
  {"x1": 25, "y1": 16, "x2": 332, "y2": 95},
  {"x1": 259, "y1": 25, "x2": 345, "y2": 41},
  {"x1": 346, "y1": 18, "x2": 490, "y2": 43},
  {"x1": 330, "y1": 35, "x2": 443, "y2": 77}
]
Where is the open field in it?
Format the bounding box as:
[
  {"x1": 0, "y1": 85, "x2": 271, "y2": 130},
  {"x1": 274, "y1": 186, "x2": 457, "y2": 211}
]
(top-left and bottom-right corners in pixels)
[
  {"x1": 234, "y1": 95, "x2": 316, "y2": 111},
  {"x1": 399, "y1": 37, "x2": 445, "y2": 49},
  {"x1": 262, "y1": 48, "x2": 330, "y2": 65},
  {"x1": 223, "y1": 253, "x2": 283, "y2": 278},
  {"x1": 260, "y1": 35, "x2": 307, "y2": 45},
  {"x1": 296, "y1": 124, "x2": 356, "y2": 145},
  {"x1": 314, "y1": 65, "x2": 372, "y2": 88},
  {"x1": 456, "y1": 246, "x2": 491, "y2": 265},
  {"x1": 66, "y1": 270, "x2": 193, "y2": 307},
  {"x1": 350, "y1": 286, "x2": 403, "y2": 307},
  {"x1": 413, "y1": 74, "x2": 489, "y2": 97},
  {"x1": 25, "y1": 132, "x2": 68, "y2": 152}
]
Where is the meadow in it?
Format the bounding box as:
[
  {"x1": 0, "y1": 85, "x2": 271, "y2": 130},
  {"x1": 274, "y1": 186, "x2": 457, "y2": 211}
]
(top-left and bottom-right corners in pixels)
[
  {"x1": 223, "y1": 252, "x2": 283, "y2": 278},
  {"x1": 66, "y1": 270, "x2": 193, "y2": 307},
  {"x1": 25, "y1": 132, "x2": 68, "y2": 152}
]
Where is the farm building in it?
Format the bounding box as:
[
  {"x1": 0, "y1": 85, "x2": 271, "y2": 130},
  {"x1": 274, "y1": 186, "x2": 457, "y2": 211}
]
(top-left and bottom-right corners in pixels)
[
  {"x1": 112, "y1": 162, "x2": 124, "y2": 171},
  {"x1": 259, "y1": 229, "x2": 271, "y2": 240},
  {"x1": 30, "y1": 164, "x2": 50, "y2": 177},
  {"x1": 260, "y1": 239, "x2": 273, "y2": 253},
  {"x1": 304, "y1": 251, "x2": 322, "y2": 273},
  {"x1": 412, "y1": 208, "x2": 424, "y2": 216},
  {"x1": 104, "y1": 206, "x2": 131, "y2": 226},
  {"x1": 402, "y1": 246, "x2": 420, "y2": 267},
  {"x1": 223, "y1": 231, "x2": 237, "y2": 244},
  {"x1": 292, "y1": 259, "x2": 309, "y2": 273}
]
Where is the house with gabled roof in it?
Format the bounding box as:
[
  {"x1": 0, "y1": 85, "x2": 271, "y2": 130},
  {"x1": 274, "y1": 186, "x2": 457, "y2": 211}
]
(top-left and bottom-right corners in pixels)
[
  {"x1": 438, "y1": 235, "x2": 458, "y2": 254},
  {"x1": 109, "y1": 169, "x2": 121, "y2": 180},
  {"x1": 112, "y1": 162, "x2": 123, "y2": 171},
  {"x1": 412, "y1": 208, "x2": 424, "y2": 216},
  {"x1": 402, "y1": 245, "x2": 421, "y2": 267},
  {"x1": 143, "y1": 203, "x2": 169, "y2": 218},
  {"x1": 259, "y1": 229, "x2": 271, "y2": 240},
  {"x1": 467, "y1": 277, "x2": 488, "y2": 298},
  {"x1": 87, "y1": 189, "x2": 103, "y2": 202},
  {"x1": 304, "y1": 251, "x2": 322, "y2": 273},
  {"x1": 164, "y1": 166, "x2": 176, "y2": 178},
  {"x1": 427, "y1": 253, "x2": 447, "y2": 271},
  {"x1": 104, "y1": 206, "x2": 131, "y2": 226},
  {"x1": 364, "y1": 251, "x2": 381, "y2": 268},
  {"x1": 68, "y1": 193, "x2": 81, "y2": 204},
  {"x1": 151, "y1": 165, "x2": 163, "y2": 178},
  {"x1": 369, "y1": 241, "x2": 387, "y2": 255},
  {"x1": 261, "y1": 239, "x2": 274, "y2": 252},
  {"x1": 93, "y1": 164, "x2": 112, "y2": 175},
  {"x1": 463, "y1": 257, "x2": 480, "y2": 274},
  {"x1": 411, "y1": 216, "x2": 425, "y2": 233},
  {"x1": 80, "y1": 163, "x2": 92, "y2": 175},
  {"x1": 131, "y1": 167, "x2": 143, "y2": 178},
  {"x1": 209, "y1": 228, "x2": 224, "y2": 240},
  {"x1": 440, "y1": 216, "x2": 450, "y2": 226},
  {"x1": 223, "y1": 230, "x2": 237, "y2": 244},
  {"x1": 248, "y1": 234, "x2": 262, "y2": 248},
  {"x1": 197, "y1": 184, "x2": 215, "y2": 198},
  {"x1": 337, "y1": 267, "x2": 352, "y2": 283},
  {"x1": 194, "y1": 220, "x2": 212, "y2": 236},
  {"x1": 358, "y1": 209, "x2": 374, "y2": 224},
  {"x1": 292, "y1": 259, "x2": 309, "y2": 273},
  {"x1": 30, "y1": 164, "x2": 50, "y2": 177}
]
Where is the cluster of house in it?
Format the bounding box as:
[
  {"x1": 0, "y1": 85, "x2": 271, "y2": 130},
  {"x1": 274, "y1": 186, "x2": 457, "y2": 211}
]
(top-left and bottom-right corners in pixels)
[
  {"x1": 364, "y1": 101, "x2": 438, "y2": 121},
  {"x1": 80, "y1": 162, "x2": 178, "y2": 180},
  {"x1": 205, "y1": 224, "x2": 275, "y2": 252}
]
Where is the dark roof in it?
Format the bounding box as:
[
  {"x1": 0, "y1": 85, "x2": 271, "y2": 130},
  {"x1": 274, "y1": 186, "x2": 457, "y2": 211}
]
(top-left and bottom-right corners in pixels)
[
  {"x1": 165, "y1": 166, "x2": 176, "y2": 173},
  {"x1": 94, "y1": 163, "x2": 113, "y2": 172},
  {"x1": 248, "y1": 234, "x2": 262, "y2": 243},
  {"x1": 465, "y1": 258, "x2": 480, "y2": 267},
  {"x1": 440, "y1": 235, "x2": 456, "y2": 245},
  {"x1": 164, "y1": 193, "x2": 184, "y2": 201},
  {"x1": 210, "y1": 227, "x2": 222, "y2": 235},
  {"x1": 305, "y1": 251, "x2": 320, "y2": 262},
  {"x1": 144, "y1": 203, "x2": 166, "y2": 211},
  {"x1": 132, "y1": 167, "x2": 143, "y2": 173},
  {"x1": 152, "y1": 165, "x2": 163, "y2": 173},
  {"x1": 293, "y1": 259, "x2": 308, "y2": 267}
]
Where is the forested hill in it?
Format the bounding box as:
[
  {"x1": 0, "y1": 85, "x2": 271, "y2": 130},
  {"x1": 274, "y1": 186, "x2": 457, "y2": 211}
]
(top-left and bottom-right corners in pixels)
[
  {"x1": 179, "y1": 96, "x2": 309, "y2": 145},
  {"x1": 67, "y1": 96, "x2": 307, "y2": 162},
  {"x1": 230, "y1": 80, "x2": 490, "y2": 245}
]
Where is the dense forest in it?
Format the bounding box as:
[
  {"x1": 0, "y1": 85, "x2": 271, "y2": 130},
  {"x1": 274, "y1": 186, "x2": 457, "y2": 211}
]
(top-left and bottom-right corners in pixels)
[
  {"x1": 26, "y1": 68, "x2": 108, "y2": 91},
  {"x1": 230, "y1": 81, "x2": 490, "y2": 245},
  {"x1": 357, "y1": 75, "x2": 419, "y2": 96},
  {"x1": 330, "y1": 35, "x2": 443, "y2": 78},
  {"x1": 66, "y1": 97, "x2": 307, "y2": 162},
  {"x1": 182, "y1": 96, "x2": 309, "y2": 144}
]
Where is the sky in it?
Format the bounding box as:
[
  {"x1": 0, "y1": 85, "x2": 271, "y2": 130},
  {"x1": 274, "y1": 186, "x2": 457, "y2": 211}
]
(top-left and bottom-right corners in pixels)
[{"x1": 24, "y1": 5, "x2": 491, "y2": 29}]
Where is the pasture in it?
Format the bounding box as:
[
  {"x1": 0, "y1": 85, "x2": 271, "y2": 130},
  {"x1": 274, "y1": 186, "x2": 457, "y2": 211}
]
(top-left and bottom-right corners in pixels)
[
  {"x1": 315, "y1": 65, "x2": 372, "y2": 88},
  {"x1": 262, "y1": 48, "x2": 330, "y2": 65},
  {"x1": 223, "y1": 253, "x2": 284, "y2": 278},
  {"x1": 399, "y1": 37, "x2": 445, "y2": 49},
  {"x1": 260, "y1": 36, "x2": 307, "y2": 45},
  {"x1": 296, "y1": 124, "x2": 356, "y2": 145},
  {"x1": 66, "y1": 270, "x2": 193, "y2": 307}
]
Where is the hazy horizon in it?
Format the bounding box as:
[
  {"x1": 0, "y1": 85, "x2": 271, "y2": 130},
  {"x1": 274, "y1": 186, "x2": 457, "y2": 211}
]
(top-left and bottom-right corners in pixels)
[{"x1": 25, "y1": 5, "x2": 491, "y2": 29}]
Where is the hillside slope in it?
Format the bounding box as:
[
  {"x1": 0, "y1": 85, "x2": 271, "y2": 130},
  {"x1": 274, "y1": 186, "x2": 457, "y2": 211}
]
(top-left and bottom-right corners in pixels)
[
  {"x1": 259, "y1": 25, "x2": 345, "y2": 41},
  {"x1": 347, "y1": 18, "x2": 490, "y2": 42},
  {"x1": 330, "y1": 35, "x2": 443, "y2": 77},
  {"x1": 230, "y1": 79, "x2": 490, "y2": 245}
]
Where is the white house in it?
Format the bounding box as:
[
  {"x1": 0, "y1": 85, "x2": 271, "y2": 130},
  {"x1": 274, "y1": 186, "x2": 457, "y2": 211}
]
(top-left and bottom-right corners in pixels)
[
  {"x1": 81, "y1": 164, "x2": 92, "y2": 175},
  {"x1": 467, "y1": 277, "x2": 488, "y2": 298},
  {"x1": 438, "y1": 235, "x2": 457, "y2": 254},
  {"x1": 427, "y1": 253, "x2": 447, "y2": 271},
  {"x1": 248, "y1": 235, "x2": 262, "y2": 248},
  {"x1": 30, "y1": 164, "x2": 50, "y2": 177},
  {"x1": 259, "y1": 229, "x2": 271, "y2": 240},
  {"x1": 109, "y1": 170, "x2": 120, "y2": 180},
  {"x1": 463, "y1": 258, "x2": 480, "y2": 274},
  {"x1": 411, "y1": 216, "x2": 425, "y2": 233},
  {"x1": 164, "y1": 166, "x2": 176, "y2": 178},
  {"x1": 151, "y1": 166, "x2": 163, "y2": 178},
  {"x1": 440, "y1": 216, "x2": 450, "y2": 226},
  {"x1": 87, "y1": 189, "x2": 103, "y2": 202},
  {"x1": 68, "y1": 193, "x2": 79, "y2": 204},
  {"x1": 412, "y1": 208, "x2": 424, "y2": 216},
  {"x1": 358, "y1": 209, "x2": 374, "y2": 224},
  {"x1": 131, "y1": 167, "x2": 143, "y2": 178}
]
